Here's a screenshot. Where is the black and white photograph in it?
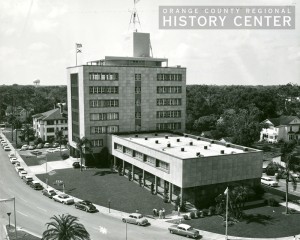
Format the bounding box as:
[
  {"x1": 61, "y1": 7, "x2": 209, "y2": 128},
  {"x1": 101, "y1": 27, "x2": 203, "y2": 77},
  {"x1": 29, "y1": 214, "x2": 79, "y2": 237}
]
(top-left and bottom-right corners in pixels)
[{"x1": 0, "y1": 0, "x2": 300, "y2": 239}]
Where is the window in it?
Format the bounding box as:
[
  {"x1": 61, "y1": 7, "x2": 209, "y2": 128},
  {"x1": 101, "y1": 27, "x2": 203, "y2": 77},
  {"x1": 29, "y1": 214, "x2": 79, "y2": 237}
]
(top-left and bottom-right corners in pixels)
[
  {"x1": 135, "y1": 87, "x2": 141, "y2": 94},
  {"x1": 116, "y1": 144, "x2": 123, "y2": 151},
  {"x1": 89, "y1": 72, "x2": 119, "y2": 81},
  {"x1": 157, "y1": 74, "x2": 182, "y2": 81},
  {"x1": 90, "y1": 99, "x2": 119, "y2": 108},
  {"x1": 156, "y1": 122, "x2": 181, "y2": 130},
  {"x1": 135, "y1": 99, "x2": 141, "y2": 106},
  {"x1": 47, "y1": 120, "x2": 54, "y2": 125},
  {"x1": 157, "y1": 160, "x2": 169, "y2": 171},
  {"x1": 89, "y1": 86, "x2": 118, "y2": 94},
  {"x1": 47, "y1": 128, "x2": 55, "y2": 133},
  {"x1": 90, "y1": 113, "x2": 119, "y2": 121},
  {"x1": 91, "y1": 139, "x2": 103, "y2": 147},
  {"x1": 91, "y1": 126, "x2": 106, "y2": 134},
  {"x1": 107, "y1": 125, "x2": 119, "y2": 133},
  {"x1": 135, "y1": 151, "x2": 143, "y2": 160},
  {"x1": 156, "y1": 111, "x2": 181, "y2": 118},
  {"x1": 157, "y1": 86, "x2": 182, "y2": 94},
  {"x1": 124, "y1": 147, "x2": 133, "y2": 156},
  {"x1": 135, "y1": 74, "x2": 141, "y2": 81},
  {"x1": 146, "y1": 156, "x2": 156, "y2": 165},
  {"x1": 135, "y1": 112, "x2": 141, "y2": 119}
]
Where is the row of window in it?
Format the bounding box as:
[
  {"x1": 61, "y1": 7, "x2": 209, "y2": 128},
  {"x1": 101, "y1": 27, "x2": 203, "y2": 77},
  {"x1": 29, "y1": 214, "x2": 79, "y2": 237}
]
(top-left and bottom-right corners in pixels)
[
  {"x1": 156, "y1": 122, "x2": 181, "y2": 130},
  {"x1": 91, "y1": 125, "x2": 119, "y2": 134},
  {"x1": 46, "y1": 120, "x2": 67, "y2": 125},
  {"x1": 157, "y1": 98, "x2": 182, "y2": 106},
  {"x1": 91, "y1": 139, "x2": 103, "y2": 147},
  {"x1": 157, "y1": 111, "x2": 181, "y2": 118},
  {"x1": 89, "y1": 73, "x2": 119, "y2": 81},
  {"x1": 135, "y1": 74, "x2": 141, "y2": 81},
  {"x1": 90, "y1": 113, "x2": 119, "y2": 121},
  {"x1": 89, "y1": 86, "x2": 119, "y2": 94},
  {"x1": 115, "y1": 143, "x2": 170, "y2": 171},
  {"x1": 157, "y1": 74, "x2": 182, "y2": 81},
  {"x1": 46, "y1": 127, "x2": 68, "y2": 133},
  {"x1": 157, "y1": 86, "x2": 182, "y2": 94},
  {"x1": 90, "y1": 99, "x2": 119, "y2": 108}
]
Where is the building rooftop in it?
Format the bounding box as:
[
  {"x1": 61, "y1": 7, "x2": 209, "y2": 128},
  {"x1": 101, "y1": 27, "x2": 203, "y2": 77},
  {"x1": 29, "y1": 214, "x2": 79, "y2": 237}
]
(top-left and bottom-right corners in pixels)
[
  {"x1": 265, "y1": 116, "x2": 300, "y2": 126},
  {"x1": 116, "y1": 133, "x2": 259, "y2": 159},
  {"x1": 32, "y1": 108, "x2": 67, "y2": 121}
]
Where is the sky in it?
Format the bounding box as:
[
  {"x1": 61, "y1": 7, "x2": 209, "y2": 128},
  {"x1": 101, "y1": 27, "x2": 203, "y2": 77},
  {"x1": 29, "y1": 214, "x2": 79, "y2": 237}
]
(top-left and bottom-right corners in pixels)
[{"x1": 0, "y1": 0, "x2": 299, "y2": 86}]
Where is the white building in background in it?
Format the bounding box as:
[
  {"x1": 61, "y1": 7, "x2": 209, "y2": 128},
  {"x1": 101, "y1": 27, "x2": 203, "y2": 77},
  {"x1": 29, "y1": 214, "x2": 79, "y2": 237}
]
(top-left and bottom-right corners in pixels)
[
  {"x1": 260, "y1": 116, "x2": 300, "y2": 143},
  {"x1": 32, "y1": 108, "x2": 68, "y2": 142}
]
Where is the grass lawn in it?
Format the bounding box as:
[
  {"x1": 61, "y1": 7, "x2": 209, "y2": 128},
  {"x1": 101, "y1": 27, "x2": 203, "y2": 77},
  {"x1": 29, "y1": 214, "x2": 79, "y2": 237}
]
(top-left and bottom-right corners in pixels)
[
  {"x1": 184, "y1": 205, "x2": 300, "y2": 238},
  {"x1": 6, "y1": 225, "x2": 40, "y2": 240},
  {"x1": 20, "y1": 151, "x2": 68, "y2": 166},
  {"x1": 37, "y1": 168, "x2": 175, "y2": 216}
]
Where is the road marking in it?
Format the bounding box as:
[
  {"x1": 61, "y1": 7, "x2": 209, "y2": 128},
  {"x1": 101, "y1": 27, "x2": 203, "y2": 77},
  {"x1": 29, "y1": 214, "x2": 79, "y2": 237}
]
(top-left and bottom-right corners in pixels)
[
  {"x1": 17, "y1": 211, "x2": 28, "y2": 217},
  {"x1": 36, "y1": 207, "x2": 47, "y2": 212}
]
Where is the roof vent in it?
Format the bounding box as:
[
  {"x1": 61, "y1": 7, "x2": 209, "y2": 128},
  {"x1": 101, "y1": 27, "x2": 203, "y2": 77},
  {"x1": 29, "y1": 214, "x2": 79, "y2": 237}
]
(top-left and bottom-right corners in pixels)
[
  {"x1": 135, "y1": 134, "x2": 138, "y2": 138},
  {"x1": 197, "y1": 137, "x2": 201, "y2": 140},
  {"x1": 196, "y1": 152, "x2": 201, "y2": 157},
  {"x1": 204, "y1": 146, "x2": 208, "y2": 150},
  {"x1": 189, "y1": 141, "x2": 193, "y2": 146},
  {"x1": 154, "y1": 133, "x2": 158, "y2": 136},
  {"x1": 167, "y1": 143, "x2": 171, "y2": 148},
  {"x1": 145, "y1": 137, "x2": 148, "y2": 140},
  {"x1": 220, "y1": 150, "x2": 225, "y2": 154},
  {"x1": 165, "y1": 135, "x2": 168, "y2": 139},
  {"x1": 226, "y1": 143, "x2": 231, "y2": 147},
  {"x1": 244, "y1": 147, "x2": 248, "y2": 151},
  {"x1": 177, "y1": 138, "x2": 180, "y2": 142},
  {"x1": 155, "y1": 140, "x2": 159, "y2": 144},
  {"x1": 181, "y1": 147, "x2": 184, "y2": 152},
  {"x1": 184, "y1": 134, "x2": 188, "y2": 137},
  {"x1": 211, "y1": 140, "x2": 215, "y2": 143}
]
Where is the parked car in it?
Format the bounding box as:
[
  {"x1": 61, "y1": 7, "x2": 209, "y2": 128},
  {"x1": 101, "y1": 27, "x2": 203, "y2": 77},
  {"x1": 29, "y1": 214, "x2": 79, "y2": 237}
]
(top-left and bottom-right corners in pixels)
[
  {"x1": 168, "y1": 224, "x2": 200, "y2": 239},
  {"x1": 15, "y1": 166, "x2": 24, "y2": 173},
  {"x1": 53, "y1": 193, "x2": 74, "y2": 204},
  {"x1": 47, "y1": 148, "x2": 56, "y2": 153},
  {"x1": 43, "y1": 143, "x2": 51, "y2": 148},
  {"x1": 52, "y1": 143, "x2": 59, "y2": 148},
  {"x1": 28, "y1": 145, "x2": 36, "y2": 150},
  {"x1": 72, "y1": 162, "x2": 81, "y2": 168},
  {"x1": 36, "y1": 143, "x2": 44, "y2": 149},
  {"x1": 292, "y1": 173, "x2": 300, "y2": 182},
  {"x1": 4, "y1": 146, "x2": 11, "y2": 151},
  {"x1": 20, "y1": 145, "x2": 29, "y2": 151},
  {"x1": 8, "y1": 153, "x2": 16, "y2": 158},
  {"x1": 122, "y1": 213, "x2": 149, "y2": 226},
  {"x1": 18, "y1": 170, "x2": 27, "y2": 178},
  {"x1": 75, "y1": 200, "x2": 97, "y2": 212},
  {"x1": 22, "y1": 176, "x2": 34, "y2": 185},
  {"x1": 42, "y1": 188, "x2": 57, "y2": 199},
  {"x1": 31, "y1": 150, "x2": 43, "y2": 155},
  {"x1": 29, "y1": 181, "x2": 44, "y2": 190},
  {"x1": 261, "y1": 176, "x2": 278, "y2": 187},
  {"x1": 10, "y1": 157, "x2": 19, "y2": 164}
]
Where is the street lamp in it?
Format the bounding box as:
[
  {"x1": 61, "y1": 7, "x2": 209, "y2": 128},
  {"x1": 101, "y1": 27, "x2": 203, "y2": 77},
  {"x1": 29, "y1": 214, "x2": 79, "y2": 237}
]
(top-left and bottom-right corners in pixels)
[
  {"x1": 7, "y1": 212, "x2": 11, "y2": 227},
  {"x1": 108, "y1": 199, "x2": 111, "y2": 213}
]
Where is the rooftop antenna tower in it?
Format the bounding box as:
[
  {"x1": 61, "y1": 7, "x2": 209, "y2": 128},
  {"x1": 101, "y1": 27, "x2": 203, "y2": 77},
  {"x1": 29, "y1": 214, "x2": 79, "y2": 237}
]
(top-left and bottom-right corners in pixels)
[
  {"x1": 33, "y1": 79, "x2": 40, "y2": 87},
  {"x1": 129, "y1": 0, "x2": 142, "y2": 32}
]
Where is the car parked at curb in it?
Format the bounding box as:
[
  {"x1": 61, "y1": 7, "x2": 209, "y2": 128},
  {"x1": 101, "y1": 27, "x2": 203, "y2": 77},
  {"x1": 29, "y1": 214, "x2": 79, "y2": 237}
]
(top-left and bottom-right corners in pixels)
[
  {"x1": 22, "y1": 176, "x2": 34, "y2": 185},
  {"x1": 10, "y1": 158, "x2": 19, "y2": 164},
  {"x1": 15, "y1": 166, "x2": 24, "y2": 173},
  {"x1": 42, "y1": 188, "x2": 57, "y2": 198},
  {"x1": 18, "y1": 170, "x2": 27, "y2": 178},
  {"x1": 43, "y1": 143, "x2": 51, "y2": 148},
  {"x1": 4, "y1": 146, "x2": 11, "y2": 151},
  {"x1": 28, "y1": 145, "x2": 36, "y2": 150},
  {"x1": 261, "y1": 176, "x2": 278, "y2": 187},
  {"x1": 36, "y1": 143, "x2": 44, "y2": 149},
  {"x1": 20, "y1": 145, "x2": 29, "y2": 151},
  {"x1": 29, "y1": 181, "x2": 44, "y2": 190},
  {"x1": 53, "y1": 193, "x2": 74, "y2": 204},
  {"x1": 168, "y1": 224, "x2": 200, "y2": 239},
  {"x1": 122, "y1": 213, "x2": 149, "y2": 226},
  {"x1": 75, "y1": 200, "x2": 97, "y2": 212},
  {"x1": 8, "y1": 153, "x2": 16, "y2": 158}
]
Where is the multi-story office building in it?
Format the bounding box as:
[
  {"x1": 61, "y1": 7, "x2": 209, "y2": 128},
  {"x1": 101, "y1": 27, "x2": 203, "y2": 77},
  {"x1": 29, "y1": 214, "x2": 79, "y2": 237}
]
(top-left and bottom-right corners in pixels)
[{"x1": 67, "y1": 32, "x2": 186, "y2": 166}]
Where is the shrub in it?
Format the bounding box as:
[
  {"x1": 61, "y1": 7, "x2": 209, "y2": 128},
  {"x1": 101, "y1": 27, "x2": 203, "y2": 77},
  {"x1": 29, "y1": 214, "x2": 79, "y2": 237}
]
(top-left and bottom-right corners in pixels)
[
  {"x1": 183, "y1": 214, "x2": 189, "y2": 220},
  {"x1": 252, "y1": 185, "x2": 265, "y2": 197},
  {"x1": 62, "y1": 153, "x2": 69, "y2": 160},
  {"x1": 268, "y1": 198, "x2": 279, "y2": 207},
  {"x1": 202, "y1": 209, "x2": 209, "y2": 216},
  {"x1": 190, "y1": 211, "x2": 196, "y2": 219},
  {"x1": 196, "y1": 210, "x2": 203, "y2": 218}
]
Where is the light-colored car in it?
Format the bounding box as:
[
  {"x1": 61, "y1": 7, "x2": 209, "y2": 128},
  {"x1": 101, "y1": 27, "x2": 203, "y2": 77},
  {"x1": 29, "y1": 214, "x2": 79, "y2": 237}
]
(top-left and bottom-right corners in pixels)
[
  {"x1": 22, "y1": 175, "x2": 34, "y2": 184},
  {"x1": 292, "y1": 173, "x2": 300, "y2": 182},
  {"x1": 261, "y1": 176, "x2": 278, "y2": 187},
  {"x1": 10, "y1": 157, "x2": 19, "y2": 164},
  {"x1": 15, "y1": 166, "x2": 24, "y2": 173},
  {"x1": 44, "y1": 143, "x2": 51, "y2": 148},
  {"x1": 122, "y1": 213, "x2": 149, "y2": 226},
  {"x1": 42, "y1": 188, "x2": 57, "y2": 198},
  {"x1": 28, "y1": 145, "x2": 36, "y2": 150},
  {"x1": 47, "y1": 148, "x2": 56, "y2": 153},
  {"x1": 20, "y1": 145, "x2": 29, "y2": 151},
  {"x1": 29, "y1": 181, "x2": 43, "y2": 190},
  {"x1": 8, "y1": 153, "x2": 16, "y2": 158},
  {"x1": 18, "y1": 170, "x2": 27, "y2": 178},
  {"x1": 4, "y1": 146, "x2": 11, "y2": 151},
  {"x1": 168, "y1": 224, "x2": 200, "y2": 239},
  {"x1": 53, "y1": 194, "x2": 74, "y2": 204}
]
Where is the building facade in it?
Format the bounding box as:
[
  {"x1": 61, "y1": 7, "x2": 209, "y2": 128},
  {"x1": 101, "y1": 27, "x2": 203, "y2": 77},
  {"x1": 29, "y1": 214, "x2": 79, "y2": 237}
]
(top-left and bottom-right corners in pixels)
[
  {"x1": 5, "y1": 106, "x2": 33, "y2": 123},
  {"x1": 260, "y1": 116, "x2": 300, "y2": 143},
  {"x1": 67, "y1": 32, "x2": 186, "y2": 166},
  {"x1": 109, "y1": 132, "x2": 262, "y2": 208},
  {"x1": 32, "y1": 108, "x2": 68, "y2": 142}
]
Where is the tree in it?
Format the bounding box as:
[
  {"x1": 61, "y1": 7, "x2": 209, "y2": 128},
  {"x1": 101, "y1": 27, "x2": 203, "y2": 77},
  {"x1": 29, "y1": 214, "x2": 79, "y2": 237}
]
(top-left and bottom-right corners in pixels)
[
  {"x1": 55, "y1": 129, "x2": 66, "y2": 157},
  {"x1": 20, "y1": 124, "x2": 35, "y2": 145},
  {"x1": 76, "y1": 137, "x2": 93, "y2": 171},
  {"x1": 275, "y1": 142, "x2": 298, "y2": 214},
  {"x1": 42, "y1": 214, "x2": 90, "y2": 240}
]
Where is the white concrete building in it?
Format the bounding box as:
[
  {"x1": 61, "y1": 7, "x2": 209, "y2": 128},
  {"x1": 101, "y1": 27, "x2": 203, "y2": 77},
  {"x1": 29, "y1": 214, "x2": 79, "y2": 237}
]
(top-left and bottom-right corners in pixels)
[{"x1": 32, "y1": 108, "x2": 68, "y2": 142}]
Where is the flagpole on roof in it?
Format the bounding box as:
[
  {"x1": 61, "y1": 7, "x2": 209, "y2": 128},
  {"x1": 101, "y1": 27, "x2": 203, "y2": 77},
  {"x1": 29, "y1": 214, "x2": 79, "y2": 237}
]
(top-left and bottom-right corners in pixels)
[{"x1": 75, "y1": 43, "x2": 82, "y2": 66}]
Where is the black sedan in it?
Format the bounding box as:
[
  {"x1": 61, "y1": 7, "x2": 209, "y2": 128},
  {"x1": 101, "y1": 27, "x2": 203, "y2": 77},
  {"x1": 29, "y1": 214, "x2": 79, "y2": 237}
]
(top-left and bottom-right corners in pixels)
[{"x1": 75, "y1": 200, "x2": 97, "y2": 212}]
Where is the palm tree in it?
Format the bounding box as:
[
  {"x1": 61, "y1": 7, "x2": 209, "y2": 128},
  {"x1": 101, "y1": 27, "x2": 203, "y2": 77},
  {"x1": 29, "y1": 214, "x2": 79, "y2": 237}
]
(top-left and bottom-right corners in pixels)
[
  {"x1": 76, "y1": 137, "x2": 93, "y2": 172},
  {"x1": 55, "y1": 129, "x2": 65, "y2": 157},
  {"x1": 42, "y1": 214, "x2": 90, "y2": 240},
  {"x1": 276, "y1": 151, "x2": 298, "y2": 214},
  {"x1": 20, "y1": 124, "x2": 35, "y2": 145}
]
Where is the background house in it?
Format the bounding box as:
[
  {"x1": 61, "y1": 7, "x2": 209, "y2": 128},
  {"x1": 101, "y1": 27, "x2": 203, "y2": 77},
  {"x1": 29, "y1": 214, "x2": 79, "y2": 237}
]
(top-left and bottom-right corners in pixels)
[
  {"x1": 32, "y1": 108, "x2": 68, "y2": 142},
  {"x1": 5, "y1": 106, "x2": 33, "y2": 123},
  {"x1": 260, "y1": 116, "x2": 300, "y2": 143}
]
